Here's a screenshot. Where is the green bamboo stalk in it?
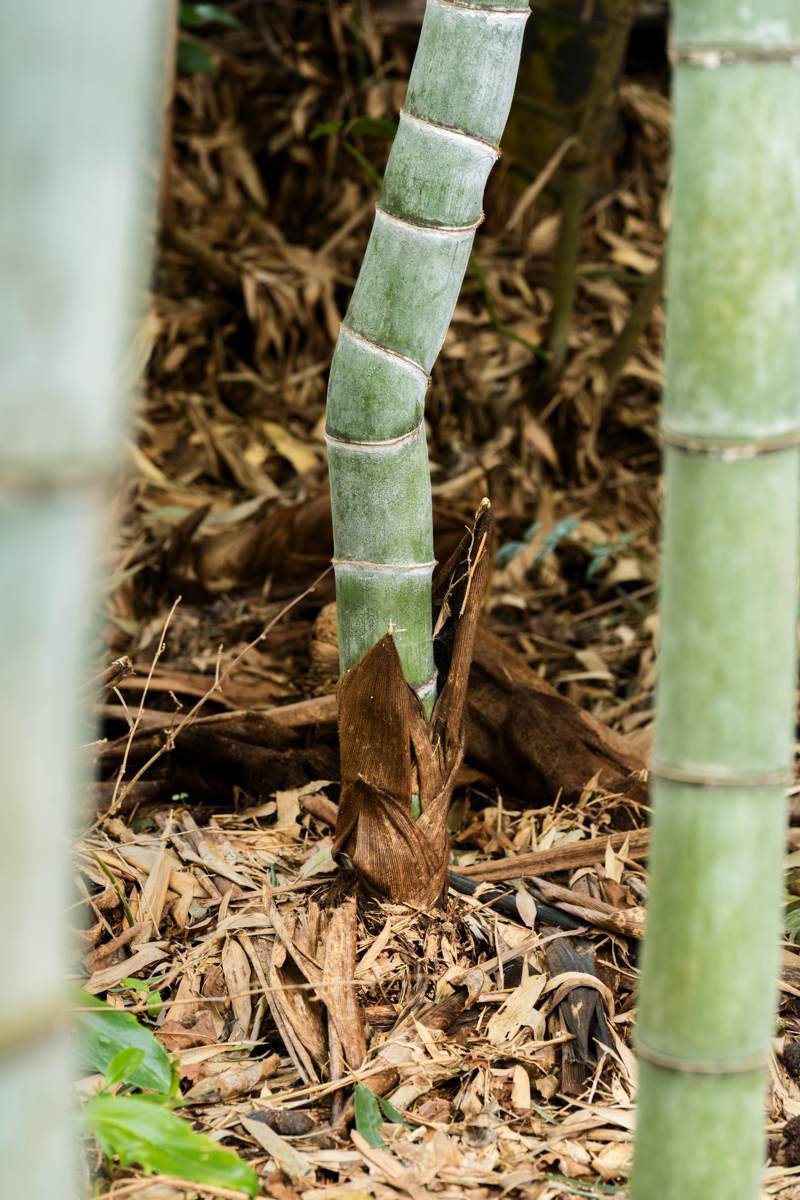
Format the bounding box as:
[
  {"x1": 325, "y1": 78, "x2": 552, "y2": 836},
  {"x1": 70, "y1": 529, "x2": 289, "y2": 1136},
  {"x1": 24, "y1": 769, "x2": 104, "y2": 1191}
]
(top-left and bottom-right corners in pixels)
[
  {"x1": 326, "y1": 0, "x2": 529, "y2": 701},
  {"x1": 0, "y1": 6, "x2": 162, "y2": 1197},
  {"x1": 631, "y1": 5, "x2": 800, "y2": 1198}
]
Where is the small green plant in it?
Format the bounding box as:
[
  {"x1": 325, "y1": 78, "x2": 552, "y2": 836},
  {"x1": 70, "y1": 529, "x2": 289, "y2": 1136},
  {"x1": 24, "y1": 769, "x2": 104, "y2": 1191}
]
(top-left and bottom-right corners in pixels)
[
  {"x1": 310, "y1": 116, "x2": 397, "y2": 189},
  {"x1": 495, "y1": 515, "x2": 579, "y2": 569},
  {"x1": 177, "y1": 4, "x2": 244, "y2": 76},
  {"x1": 353, "y1": 1082, "x2": 407, "y2": 1148},
  {"x1": 584, "y1": 531, "x2": 639, "y2": 580},
  {"x1": 118, "y1": 975, "x2": 165, "y2": 1018},
  {"x1": 76, "y1": 991, "x2": 258, "y2": 1196}
]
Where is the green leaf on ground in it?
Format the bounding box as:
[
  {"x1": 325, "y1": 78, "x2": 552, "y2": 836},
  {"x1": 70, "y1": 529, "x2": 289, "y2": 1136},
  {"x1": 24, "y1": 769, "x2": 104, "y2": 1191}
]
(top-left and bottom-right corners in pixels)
[
  {"x1": 354, "y1": 1083, "x2": 407, "y2": 1148},
  {"x1": 179, "y1": 4, "x2": 244, "y2": 29},
  {"x1": 120, "y1": 976, "x2": 164, "y2": 1016},
  {"x1": 376, "y1": 1094, "x2": 406, "y2": 1125},
  {"x1": 345, "y1": 116, "x2": 397, "y2": 140},
  {"x1": 177, "y1": 40, "x2": 217, "y2": 75},
  {"x1": 105, "y1": 1048, "x2": 146, "y2": 1088},
  {"x1": 85, "y1": 1095, "x2": 259, "y2": 1196},
  {"x1": 74, "y1": 991, "x2": 174, "y2": 1094},
  {"x1": 309, "y1": 120, "x2": 344, "y2": 141},
  {"x1": 354, "y1": 1083, "x2": 385, "y2": 1147}
]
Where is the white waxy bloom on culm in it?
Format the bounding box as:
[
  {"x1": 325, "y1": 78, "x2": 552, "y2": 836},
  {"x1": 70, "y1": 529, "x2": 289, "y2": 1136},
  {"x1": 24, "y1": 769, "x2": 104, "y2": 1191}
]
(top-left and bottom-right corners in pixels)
[
  {"x1": 631, "y1": 3, "x2": 800, "y2": 1198},
  {"x1": 0, "y1": 5, "x2": 162, "y2": 1197},
  {"x1": 326, "y1": 0, "x2": 529, "y2": 699}
]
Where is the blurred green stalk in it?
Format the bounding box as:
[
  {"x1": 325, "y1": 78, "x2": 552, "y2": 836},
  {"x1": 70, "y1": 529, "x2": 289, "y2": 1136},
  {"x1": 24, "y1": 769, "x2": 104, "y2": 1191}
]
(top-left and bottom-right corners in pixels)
[{"x1": 0, "y1": 5, "x2": 163, "y2": 1196}]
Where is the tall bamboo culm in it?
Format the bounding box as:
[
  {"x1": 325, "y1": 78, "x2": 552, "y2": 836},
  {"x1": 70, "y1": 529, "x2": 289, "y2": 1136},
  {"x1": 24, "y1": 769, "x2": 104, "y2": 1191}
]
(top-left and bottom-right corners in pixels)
[
  {"x1": 326, "y1": 0, "x2": 529, "y2": 704},
  {"x1": 631, "y1": 4, "x2": 800, "y2": 1198},
  {"x1": 0, "y1": 6, "x2": 161, "y2": 1197}
]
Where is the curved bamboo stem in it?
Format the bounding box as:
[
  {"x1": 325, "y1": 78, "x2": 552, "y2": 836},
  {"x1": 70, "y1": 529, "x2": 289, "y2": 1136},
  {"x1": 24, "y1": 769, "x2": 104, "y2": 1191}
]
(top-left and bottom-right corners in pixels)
[
  {"x1": 631, "y1": 4, "x2": 800, "y2": 1197},
  {"x1": 326, "y1": 0, "x2": 528, "y2": 696}
]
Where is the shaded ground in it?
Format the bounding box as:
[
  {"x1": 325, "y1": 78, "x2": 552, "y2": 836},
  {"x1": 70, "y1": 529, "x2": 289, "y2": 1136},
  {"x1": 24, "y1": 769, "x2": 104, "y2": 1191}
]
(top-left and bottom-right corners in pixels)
[{"x1": 77, "y1": 6, "x2": 800, "y2": 1197}]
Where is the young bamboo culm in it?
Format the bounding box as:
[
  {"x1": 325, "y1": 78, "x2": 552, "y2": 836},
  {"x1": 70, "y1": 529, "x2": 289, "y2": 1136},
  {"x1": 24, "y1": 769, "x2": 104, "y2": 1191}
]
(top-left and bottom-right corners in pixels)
[{"x1": 325, "y1": 0, "x2": 529, "y2": 707}]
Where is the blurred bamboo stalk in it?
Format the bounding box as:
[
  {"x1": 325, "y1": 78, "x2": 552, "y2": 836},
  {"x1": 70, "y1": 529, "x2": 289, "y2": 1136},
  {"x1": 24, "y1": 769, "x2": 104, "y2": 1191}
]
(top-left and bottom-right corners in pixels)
[{"x1": 0, "y1": 5, "x2": 163, "y2": 1196}]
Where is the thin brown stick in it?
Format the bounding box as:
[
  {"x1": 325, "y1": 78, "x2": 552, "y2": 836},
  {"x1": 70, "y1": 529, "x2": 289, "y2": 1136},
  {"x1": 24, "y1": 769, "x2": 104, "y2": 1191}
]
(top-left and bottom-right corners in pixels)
[
  {"x1": 110, "y1": 598, "x2": 181, "y2": 811},
  {"x1": 96, "y1": 1176, "x2": 252, "y2": 1200},
  {"x1": 532, "y1": 875, "x2": 645, "y2": 939},
  {"x1": 602, "y1": 255, "x2": 665, "y2": 400},
  {"x1": 459, "y1": 828, "x2": 650, "y2": 882},
  {"x1": 83, "y1": 656, "x2": 135, "y2": 695},
  {"x1": 111, "y1": 570, "x2": 331, "y2": 811}
]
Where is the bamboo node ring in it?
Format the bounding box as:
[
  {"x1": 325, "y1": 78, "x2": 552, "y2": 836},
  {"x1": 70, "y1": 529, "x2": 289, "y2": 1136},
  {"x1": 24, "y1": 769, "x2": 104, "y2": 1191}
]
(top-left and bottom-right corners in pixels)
[
  {"x1": 636, "y1": 1038, "x2": 768, "y2": 1076},
  {"x1": 399, "y1": 110, "x2": 501, "y2": 156},
  {"x1": 325, "y1": 421, "x2": 424, "y2": 451},
  {"x1": 671, "y1": 42, "x2": 800, "y2": 67},
  {"x1": 650, "y1": 760, "x2": 793, "y2": 788},
  {"x1": 660, "y1": 426, "x2": 800, "y2": 460},
  {"x1": 375, "y1": 206, "x2": 483, "y2": 237},
  {"x1": 332, "y1": 558, "x2": 437, "y2": 574},
  {"x1": 0, "y1": 1004, "x2": 65, "y2": 1057},
  {"x1": 0, "y1": 464, "x2": 121, "y2": 496},
  {"x1": 338, "y1": 325, "x2": 431, "y2": 384},
  {"x1": 433, "y1": 0, "x2": 530, "y2": 18}
]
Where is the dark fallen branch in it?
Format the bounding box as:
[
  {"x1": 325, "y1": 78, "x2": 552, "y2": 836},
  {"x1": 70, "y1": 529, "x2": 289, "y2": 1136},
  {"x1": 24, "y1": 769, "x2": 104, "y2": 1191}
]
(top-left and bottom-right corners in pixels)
[
  {"x1": 447, "y1": 871, "x2": 584, "y2": 933},
  {"x1": 448, "y1": 871, "x2": 642, "y2": 940}
]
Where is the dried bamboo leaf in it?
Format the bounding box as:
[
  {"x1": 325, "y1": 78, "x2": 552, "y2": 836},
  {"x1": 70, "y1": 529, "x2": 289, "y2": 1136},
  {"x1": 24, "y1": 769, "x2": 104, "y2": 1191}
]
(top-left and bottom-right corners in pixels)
[{"x1": 221, "y1": 937, "x2": 252, "y2": 1040}]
